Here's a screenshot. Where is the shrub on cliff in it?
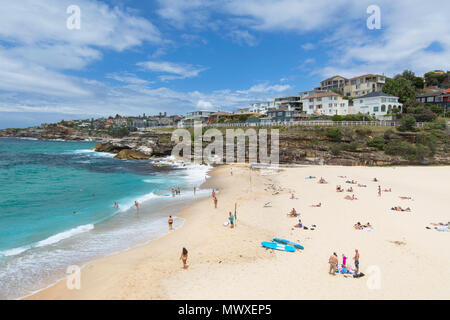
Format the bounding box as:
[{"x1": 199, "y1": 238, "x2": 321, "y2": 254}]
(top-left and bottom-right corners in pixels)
[
  {"x1": 384, "y1": 139, "x2": 416, "y2": 158},
  {"x1": 330, "y1": 144, "x2": 343, "y2": 155},
  {"x1": 424, "y1": 119, "x2": 447, "y2": 131},
  {"x1": 356, "y1": 128, "x2": 372, "y2": 136},
  {"x1": 397, "y1": 115, "x2": 417, "y2": 132},
  {"x1": 326, "y1": 128, "x2": 343, "y2": 141},
  {"x1": 368, "y1": 136, "x2": 385, "y2": 150}
]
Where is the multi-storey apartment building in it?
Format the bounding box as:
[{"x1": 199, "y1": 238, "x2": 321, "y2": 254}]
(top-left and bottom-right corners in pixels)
[
  {"x1": 301, "y1": 91, "x2": 349, "y2": 116},
  {"x1": 314, "y1": 76, "x2": 347, "y2": 93},
  {"x1": 343, "y1": 74, "x2": 386, "y2": 97}
]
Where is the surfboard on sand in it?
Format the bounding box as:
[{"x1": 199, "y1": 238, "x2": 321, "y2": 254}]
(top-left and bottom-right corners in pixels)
[
  {"x1": 261, "y1": 241, "x2": 295, "y2": 252},
  {"x1": 273, "y1": 238, "x2": 304, "y2": 250}
]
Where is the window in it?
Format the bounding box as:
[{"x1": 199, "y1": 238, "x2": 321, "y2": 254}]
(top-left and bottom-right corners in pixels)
[
  {"x1": 373, "y1": 107, "x2": 379, "y2": 112},
  {"x1": 381, "y1": 105, "x2": 386, "y2": 112}
]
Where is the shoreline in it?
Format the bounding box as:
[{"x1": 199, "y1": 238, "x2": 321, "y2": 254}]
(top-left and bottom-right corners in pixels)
[{"x1": 29, "y1": 164, "x2": 450, "y2": 300}]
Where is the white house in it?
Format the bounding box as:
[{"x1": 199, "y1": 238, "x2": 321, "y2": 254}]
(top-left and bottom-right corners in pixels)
[
  {"x1": 301, "y1": 91, "x2": 349, "y2": 116},
  {"x1": 249, "y1": 101, "x2": 275, "y2": 114},
  {"x1": 184, "y1": 110, "x2": 215, "y2": 123},
  {"x1": 352, "y1": 92, "x2": 403, "y2": 119}
]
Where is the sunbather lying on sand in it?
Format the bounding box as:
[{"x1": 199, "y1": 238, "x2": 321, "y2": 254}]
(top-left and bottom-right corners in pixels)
[
  {"x1": 318, "y1": 177, "x2": 328, "y2": 184},
  {"x1": 336, "y1": 185, "x2": 344, "y2": 192},
  {"x1": 346, "y1": 180, "x2": 357, "y2": 184},
  {"x1": 354, "y1": 222, "x2": 373, "y2": 230},
  {"x1": 357, "y1": 184, "x2": 367, "y2": 188},
  {"x1": 294, "y1": 219, "x2": 316, "y2": 230},
  {"x1": 391, "y1": 206, "x2": 411, "y2": 212},
  {"x1": 310, "y1": 202, "x2": 322, "y2": 208},
  {"x1": 384, "y1": 188, "x2": 392, "y2": 192},
  {"x1": 345, "y1": 194, "x2": 358, "y2": 200},
  {"x1": 399, "y1": 196, "x2": 412, "y2": 200}
]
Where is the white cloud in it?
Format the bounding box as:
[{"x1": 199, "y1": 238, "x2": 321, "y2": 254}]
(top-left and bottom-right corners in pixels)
[
  {"x1": 227, "y1": 29, "x2": 258, "y2": 46},
  {"x1": 237, "y1": 83, "x2": 291, "y2": 94},
  {"x1": 0, "y1": 0, "x2": 162, "y2": 99},
  {"x1": 137, "y1": 60, "x2": 207, "y2": 80},
  {"x1": 196, "y1": 100, "x2": 214, "y2": 110}
]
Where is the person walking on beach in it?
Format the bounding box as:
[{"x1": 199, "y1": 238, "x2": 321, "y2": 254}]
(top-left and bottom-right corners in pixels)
[
  {"x1": 213, "y1": 196, "x2": 218, "y2": 209},
  {"x1": 354, "y1": 249, "x2": 360, "y2": 274},
  {"x1": 193, "y1": 186, "x2": 196, "y2": 196},
  {"x1": 234, "y1": 203, "x2": 237, "y2": 227},
  {"x1": 230, "y1": 167, "x2": 233, "y2": 176},
  {"x1": 329, "y1": 253, "x2": 338, "y2": 275},
  {"x1": 180, "y1": 247, "x2": 188, "y2": 269},
  {"x1": 168, "y1": 216, "x2": 174, "y2": 230},
  {"x1": 378, "y1": 185, "x2": 382, "y2": 197},
  {"x1": 212, "y1": 189, "x2": 216, "y2": 198},
  {"x1": 134, "y1": 201, "x2": 139, "y2": 211},
  {"x1": 228, "y1": 211, "x2": 234, "y2": 228}
]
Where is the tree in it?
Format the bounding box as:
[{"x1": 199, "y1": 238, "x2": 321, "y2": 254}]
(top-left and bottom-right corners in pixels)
[
  {"x1": 383, "y1": 77, "x2": 416, "y2": 103},
  {"x1": 424, "y1": 71, "x2": 446, "y2": 87},
  {"x1": 398, "y1": 115, "x2": 417, "y2": 132},
  {"x1": 402, "y1": 101, "x2": 437, "y2": 122}
]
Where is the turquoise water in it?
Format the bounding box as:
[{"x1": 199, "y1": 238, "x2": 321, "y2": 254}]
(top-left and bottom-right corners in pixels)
[{"x1": 0, "y1": 138, "x2": 210, "y2": 299}]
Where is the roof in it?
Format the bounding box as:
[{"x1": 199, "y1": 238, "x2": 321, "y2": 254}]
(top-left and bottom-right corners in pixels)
[
  {"x1": 416, "y1": 90, "x2": 446, "y2": 98},
  {"x1": 359, "y1": 91, "x2": 398, "y2": 99},
  {"x1": 321, "y1": 75, "x2": 347, "y2": 82},
  {"x1": 349, "y1": 74, "x2": 384, "y2": 80},
  {"x1": 303, "y1": 91, "x2": 341, "y2": 99}
]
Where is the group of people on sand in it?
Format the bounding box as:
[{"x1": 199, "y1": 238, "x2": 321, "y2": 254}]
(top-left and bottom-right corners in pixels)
[
  {"x1": 329, "y1": 249, "x2": 361, "y2": 276},
  {"x1": 427, "y1": 222, "x2": 450, "y2": 231},
  {"x1": 354, "y1": 222, "x2": 373, "y2": 231}
]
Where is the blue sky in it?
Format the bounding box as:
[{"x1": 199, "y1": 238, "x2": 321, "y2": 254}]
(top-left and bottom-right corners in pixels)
[{"x1": 0, "y1": 0, "x2": 449, "y2": 128}]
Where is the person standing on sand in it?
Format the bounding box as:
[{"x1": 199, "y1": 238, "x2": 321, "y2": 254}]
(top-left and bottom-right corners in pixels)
[
  {"x1": 193, "y1": 186, "x2": 196, "y2": 196},
  {"x1": 180, "y1": 247, "x2": 188, "y2": 269},
  {"x1": 354, "y1": 249, "x2": 360, "y2": 274},
  {"x1": 212, "y1": 189, "x2": 216, "y2": 198},
  {"x1": 234, "y1": 203, "x2": 237, "y2": 227},
  {"x1": 378, "y1": 185, "x2": 382, "y2": 197},
  {"x1": 168, "y1": 216, "x2": 174, "y2": 230},
  {"x1": 213, "y1": 196, "x2": 218, "y2": 209},
  {"x1": 329, "y1": 253, "x2": 338, "y2": 275},
  {"x1": 230, "y1": 167, "x2": 233, "y2": 176},
  {"x1": 228, "y1": 211, "x2": 234, "y2": 228},
  {"x1": 134, "y1": 201, "x2": 139, "y2": 211}
]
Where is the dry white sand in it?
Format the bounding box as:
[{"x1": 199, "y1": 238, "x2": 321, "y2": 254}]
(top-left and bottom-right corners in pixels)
[{"x1": 29, "y1": 165, "x2": 450, "y2": 300}]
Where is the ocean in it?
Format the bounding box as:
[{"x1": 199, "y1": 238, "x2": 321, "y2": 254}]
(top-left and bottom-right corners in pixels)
[{"x1": 0, "y1": 137, "x2": 210, "y2": 299}]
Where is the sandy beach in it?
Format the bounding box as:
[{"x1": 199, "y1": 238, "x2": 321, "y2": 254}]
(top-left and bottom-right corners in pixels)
[{"x1": 29, "y1": 164, "x2": 450, "y2": 300}]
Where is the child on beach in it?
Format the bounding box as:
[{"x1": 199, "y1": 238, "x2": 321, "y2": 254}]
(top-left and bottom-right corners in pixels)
[{"x1": 180, "y1": 247, "x2": 188, "y2": 269}]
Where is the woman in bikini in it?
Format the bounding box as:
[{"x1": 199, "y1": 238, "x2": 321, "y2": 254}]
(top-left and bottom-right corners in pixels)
[{"x1": 180, "y1": 247, "x2": 188, "y2": 269}]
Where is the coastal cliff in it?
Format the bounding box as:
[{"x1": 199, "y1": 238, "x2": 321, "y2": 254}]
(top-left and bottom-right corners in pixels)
[{"x1": 2, "y1": 125, "x2": 449, "y2": 165}]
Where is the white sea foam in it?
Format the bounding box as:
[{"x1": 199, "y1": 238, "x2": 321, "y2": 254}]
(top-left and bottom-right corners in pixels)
[
  {"x1": 72, "y1": 149, "x2": 116, "y2": 158},
  {"x1": 0, "y1": 224, "x2": 94, "y2": 258},
  {"x1": 35, "y1": 224, "x2": 94, "y2": 248}
]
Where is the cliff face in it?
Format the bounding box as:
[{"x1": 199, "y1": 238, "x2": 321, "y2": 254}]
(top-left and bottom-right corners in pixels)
[
  {"x1": 92, "y1": 130, "x2": 450, "y2": 165},
  {"x1": 2, "y1": 125, "x2": 449, "y2": 165}
]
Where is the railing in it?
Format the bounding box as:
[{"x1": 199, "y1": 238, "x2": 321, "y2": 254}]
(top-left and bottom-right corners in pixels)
[{"x1": 170, "y1": 120, "x2": 426, "y2": 129}]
